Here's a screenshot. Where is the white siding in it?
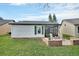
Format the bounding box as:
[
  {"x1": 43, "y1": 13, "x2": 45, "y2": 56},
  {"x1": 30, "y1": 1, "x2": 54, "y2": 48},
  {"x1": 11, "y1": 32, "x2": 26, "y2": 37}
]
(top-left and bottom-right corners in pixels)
[{"x1": 11, "y1": 25, "x2": 45, "y2": 38}]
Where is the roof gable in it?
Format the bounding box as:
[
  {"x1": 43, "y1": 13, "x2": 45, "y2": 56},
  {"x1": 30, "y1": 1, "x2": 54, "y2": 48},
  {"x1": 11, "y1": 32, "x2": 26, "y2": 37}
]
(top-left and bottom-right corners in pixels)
[{"x1": 0, "y1": 20, "x2": 15, "y2": 26}]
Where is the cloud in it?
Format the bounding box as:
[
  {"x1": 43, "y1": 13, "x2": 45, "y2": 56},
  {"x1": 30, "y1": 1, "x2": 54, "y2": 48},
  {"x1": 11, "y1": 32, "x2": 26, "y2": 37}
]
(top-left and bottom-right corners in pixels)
[
  {"x1": 15, "y1": 10, "x2": 79, "y2": 23},
  {"x1": 0, "y1": 0, "x2": 79, "y2": 3},
  {"x1": 7, "y1": 3, "x2": 79, "y2": 24},
  {"x1": 9, "y1": 3, "x2": 26, "y2": 6},
  {"x1": 63, "y1": 4, "x2": 79, "y2": 10},
  {"x1": 40, "y1": 4, "x2": 79, "y2": 23},
  {"x1": 56, "y1": 10, "x2": 79, "y2": 23},
  {"x1": 17, "y1": 3, "x2": 79, "y2": 23},
  {"x1": 16, "y1": 14, "x2": 48, "y2": 21},
  {"x1": 42, "y1": 3, "x2": 79, "y2": 12},
  {"x1": 57, "y1": 10, "x2": 79, "y2": 18}
]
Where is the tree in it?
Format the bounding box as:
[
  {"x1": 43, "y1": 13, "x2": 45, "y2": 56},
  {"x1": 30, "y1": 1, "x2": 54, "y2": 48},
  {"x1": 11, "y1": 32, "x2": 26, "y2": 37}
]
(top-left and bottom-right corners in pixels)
[
  {"x1": 53, "y1": 14, "x2": 57, "y2": 23},
  {"x1": 41, "y1": 4, "x2": 58, "y2": 23},
  {"x1": 43, "y1": 3, "x2": 50, "y2": 10},
  {"x1": 49, "y1": 13, "x2": 53, "y2": 22},
  {"x1": 49, "y1": 13, "x2": 57, "y2": 23}
]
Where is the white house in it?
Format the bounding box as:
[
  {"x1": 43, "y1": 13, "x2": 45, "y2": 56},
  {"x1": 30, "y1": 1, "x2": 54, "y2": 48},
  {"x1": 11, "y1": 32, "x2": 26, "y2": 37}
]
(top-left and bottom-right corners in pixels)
[{"x1": 9, "y1": 21, "x2": 58, "y2": 38}]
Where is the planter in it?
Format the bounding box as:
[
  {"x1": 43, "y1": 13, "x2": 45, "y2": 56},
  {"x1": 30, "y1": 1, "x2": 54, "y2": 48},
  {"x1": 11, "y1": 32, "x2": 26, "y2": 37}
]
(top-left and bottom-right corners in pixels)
[
  {"x1": 70, "y1": 37, "x2": 79, "y2": 45},
  {"x1": 42, "y1": 38, "x2": 62, "y2": 46},
  {"x1": 48, "y1": 40, "x2": 62, "y2": 46},
  {"x1": 42, "y1": 38, "x2": 49, "y2": 45},
  {"x1": 42, "y1": 38, "x2": 79, "y2": 46},
  {"x1": 62, "y1": 40, "x2": 73, "y2": 45},
  {"x1": 73, "y1": 40, "x2": 79, "y2": 45}
]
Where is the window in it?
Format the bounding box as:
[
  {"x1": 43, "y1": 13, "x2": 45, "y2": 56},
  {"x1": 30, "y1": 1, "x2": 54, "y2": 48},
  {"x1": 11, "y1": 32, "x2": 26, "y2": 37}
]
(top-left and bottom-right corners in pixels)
[
  {"x1": 78, "y1": 27, "x2": 79, "y2": 33},
  {"x1": 42, "y1": 26, "x2": 43, "y2": 34},
  {"x1": 38, "y1": 27, "x2": 41, "y2": 34},
  {"x1": 34, "y1": 26, "x2": 37, "y2": 35},
  {"x1": 34, "y1": 26, "x2": 42, "y2": 35}
]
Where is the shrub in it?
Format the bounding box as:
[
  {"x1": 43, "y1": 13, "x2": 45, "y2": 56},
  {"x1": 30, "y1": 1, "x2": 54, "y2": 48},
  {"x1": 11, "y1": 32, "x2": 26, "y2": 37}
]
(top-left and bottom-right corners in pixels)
[
  {"x1": 45, "y1": 33, "x2": 50, "y2": 37},
  {"x1": 8, "y1": 32, "x2": 11, "y2": 35},
  {"x1": 63, "y1": 34, "x2": 73, "y2": 40}
]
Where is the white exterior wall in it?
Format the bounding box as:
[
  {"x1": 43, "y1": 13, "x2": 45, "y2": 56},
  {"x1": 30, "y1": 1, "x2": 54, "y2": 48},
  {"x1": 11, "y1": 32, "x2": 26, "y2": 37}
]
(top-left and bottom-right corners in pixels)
[{"x1": 11, "y1": 25, "x2": 45, "y2": 38}]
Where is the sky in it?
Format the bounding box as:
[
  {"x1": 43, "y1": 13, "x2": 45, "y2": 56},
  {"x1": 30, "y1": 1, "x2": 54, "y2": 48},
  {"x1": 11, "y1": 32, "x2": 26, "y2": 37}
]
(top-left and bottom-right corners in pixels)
[{"x1": 0, "y1": 3, "x2": 79, "y2": 23}]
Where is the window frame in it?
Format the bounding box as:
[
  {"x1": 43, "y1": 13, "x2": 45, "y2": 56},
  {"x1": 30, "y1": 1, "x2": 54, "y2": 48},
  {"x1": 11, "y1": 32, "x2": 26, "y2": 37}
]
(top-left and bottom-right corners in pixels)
[
  {"x1": 34, "y1": 25, "x2": 37, "y2": 35},
  {"x1": 78, "y1": 26, "x2": 79, "y2": 33}
]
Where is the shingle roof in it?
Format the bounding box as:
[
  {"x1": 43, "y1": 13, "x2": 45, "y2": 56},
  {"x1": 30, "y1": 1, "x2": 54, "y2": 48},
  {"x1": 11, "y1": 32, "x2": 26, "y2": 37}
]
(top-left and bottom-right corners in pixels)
[
  {"x1": 9, "y1": 21, "x2": 59, "y2": 25},
  {"x1": 62, "y1": 18, "x2": 79, "y2": 25},
  {"x1": 0, "y1": 20, "x2": 15, "y2": 26}
]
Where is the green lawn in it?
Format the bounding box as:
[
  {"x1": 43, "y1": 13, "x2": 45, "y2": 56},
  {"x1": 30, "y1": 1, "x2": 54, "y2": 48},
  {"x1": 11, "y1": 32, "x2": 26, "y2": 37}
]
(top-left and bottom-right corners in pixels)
[{"x1": 0, "y1": 35, "x2": 79, "y2": 56}]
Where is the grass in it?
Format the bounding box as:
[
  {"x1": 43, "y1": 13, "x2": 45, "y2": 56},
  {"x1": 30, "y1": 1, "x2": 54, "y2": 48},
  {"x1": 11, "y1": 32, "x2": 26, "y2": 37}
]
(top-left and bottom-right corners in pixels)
[{"x1": 0, "y1": 35, "x2": 79, "y2": 56}]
